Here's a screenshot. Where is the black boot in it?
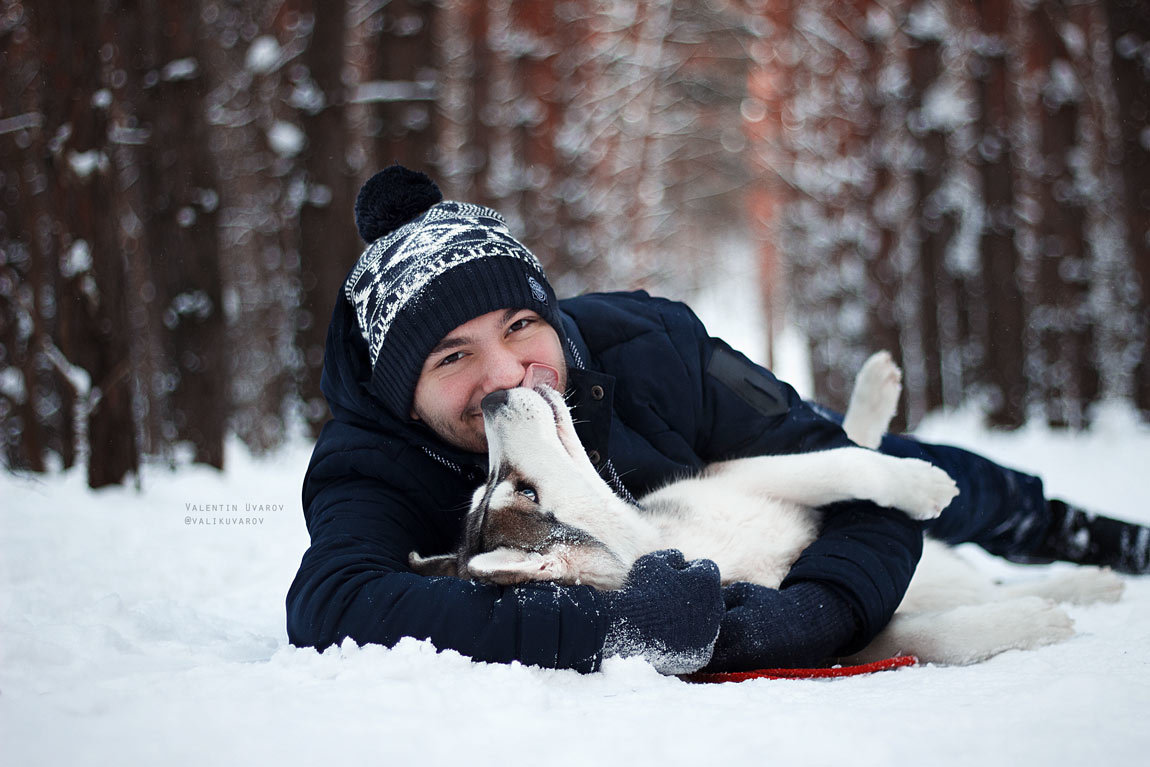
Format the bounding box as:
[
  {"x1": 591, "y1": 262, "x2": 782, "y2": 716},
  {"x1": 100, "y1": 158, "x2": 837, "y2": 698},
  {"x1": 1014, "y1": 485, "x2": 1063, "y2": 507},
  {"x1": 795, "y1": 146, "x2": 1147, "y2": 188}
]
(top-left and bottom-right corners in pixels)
[{"x1": 1029, "y1": 500, "x2": 1150, "y2": 574}]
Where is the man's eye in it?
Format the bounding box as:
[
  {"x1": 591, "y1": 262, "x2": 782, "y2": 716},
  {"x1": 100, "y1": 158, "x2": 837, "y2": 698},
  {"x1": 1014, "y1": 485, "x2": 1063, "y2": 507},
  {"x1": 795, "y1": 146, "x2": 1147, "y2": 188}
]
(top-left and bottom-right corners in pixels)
[
  {"x1": 508, "y1": 317, "x2": 535, "y2": 333},
  {"x1": 436, "y1": 351, "x2": 465, "y2": 368}
]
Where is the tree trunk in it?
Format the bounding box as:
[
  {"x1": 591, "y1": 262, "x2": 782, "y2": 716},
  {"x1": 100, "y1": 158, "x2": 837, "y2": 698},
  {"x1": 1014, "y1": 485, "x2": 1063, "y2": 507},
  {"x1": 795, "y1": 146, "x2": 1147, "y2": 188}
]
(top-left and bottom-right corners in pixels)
[
  {"x1": 1105, "y1": 0, "x2": 1150, "y2": 419},
  {"x1": 40, "y1": 0, "x2": 139, "y2": 487},
  {"x1": 1023, "y1": 1, "x2": 1098, "y2": 427},
  {"x1": 973, "y1": 0, "x2": 1028, "y2": 428},
  {"x1": 370, "y1": 0, "x2": 439, "y2": 172},
  {"x1": 134, "y1": 0, "x2": 226, "y2": 469},
  {"x1": 297, "y1": 0, "x2": 360, "y2": 436},
  {"x1": 0, "y1": 1, "x2": 47, "y2": 472}
]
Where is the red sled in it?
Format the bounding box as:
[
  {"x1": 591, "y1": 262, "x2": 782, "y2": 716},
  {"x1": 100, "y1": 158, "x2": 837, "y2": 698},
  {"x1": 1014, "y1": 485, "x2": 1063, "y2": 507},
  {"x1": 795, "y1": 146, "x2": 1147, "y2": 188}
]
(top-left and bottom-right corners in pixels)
[{"x1": 681, "y1": 655, "x2": 917, "y2": 683}]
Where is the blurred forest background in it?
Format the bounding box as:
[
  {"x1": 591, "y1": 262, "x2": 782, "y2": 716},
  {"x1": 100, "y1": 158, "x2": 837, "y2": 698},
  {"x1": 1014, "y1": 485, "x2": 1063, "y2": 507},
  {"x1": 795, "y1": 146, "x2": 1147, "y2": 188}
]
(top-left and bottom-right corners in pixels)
[{"x1": 1, "y1": 0, "x2": 1148, "y2": 488}]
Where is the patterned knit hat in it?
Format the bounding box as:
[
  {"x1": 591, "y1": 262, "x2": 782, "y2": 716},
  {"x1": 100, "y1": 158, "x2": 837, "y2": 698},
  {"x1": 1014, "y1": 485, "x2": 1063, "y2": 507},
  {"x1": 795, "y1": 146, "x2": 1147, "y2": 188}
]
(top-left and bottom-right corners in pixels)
[{"x1": 345, "y1": 165, "x2": 565, "y2": 419}]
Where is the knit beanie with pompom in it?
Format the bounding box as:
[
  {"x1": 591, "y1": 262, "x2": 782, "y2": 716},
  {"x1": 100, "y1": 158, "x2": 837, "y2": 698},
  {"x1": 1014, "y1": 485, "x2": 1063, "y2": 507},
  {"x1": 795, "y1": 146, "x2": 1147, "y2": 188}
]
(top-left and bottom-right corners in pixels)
[{"x1": 345, "y1": 164, "x2": 565, "y2": 419}]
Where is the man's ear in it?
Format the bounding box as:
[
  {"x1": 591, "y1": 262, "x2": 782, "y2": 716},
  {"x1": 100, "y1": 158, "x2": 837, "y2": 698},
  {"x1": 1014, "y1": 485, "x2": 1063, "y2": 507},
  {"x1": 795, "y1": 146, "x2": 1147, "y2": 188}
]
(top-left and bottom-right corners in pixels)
[{"x1": 466, "y1": 548, "x2": 565, "y2": 584}]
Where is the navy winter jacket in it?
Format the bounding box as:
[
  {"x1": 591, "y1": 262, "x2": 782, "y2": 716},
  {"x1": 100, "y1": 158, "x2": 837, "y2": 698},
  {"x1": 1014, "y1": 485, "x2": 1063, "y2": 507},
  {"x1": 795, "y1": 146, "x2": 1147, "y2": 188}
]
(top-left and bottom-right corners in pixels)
[{"x1": 286, "y1": 290, "x2": 924, "y2": 670}]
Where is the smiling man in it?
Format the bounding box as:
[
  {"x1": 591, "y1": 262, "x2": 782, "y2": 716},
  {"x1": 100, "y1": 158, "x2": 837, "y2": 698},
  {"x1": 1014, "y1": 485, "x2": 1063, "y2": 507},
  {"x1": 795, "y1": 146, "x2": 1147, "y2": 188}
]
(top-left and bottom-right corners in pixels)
[
  {"x1": 287, "y1": 165, "x2": 1150, "y2": 674},
  {"x1": 410, "y1": 308, "x2": 567, "y2": 453}
]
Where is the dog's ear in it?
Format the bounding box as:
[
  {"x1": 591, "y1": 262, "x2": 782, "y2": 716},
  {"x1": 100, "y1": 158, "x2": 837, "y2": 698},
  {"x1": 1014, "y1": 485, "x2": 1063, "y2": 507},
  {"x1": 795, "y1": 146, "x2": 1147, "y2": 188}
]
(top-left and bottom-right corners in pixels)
[
  {"x1": 466, "y1": 548, "x2": 565, "y2": 585},
  {"x1": 408, "y1": 551, "x2": 461, "y2": 577}
]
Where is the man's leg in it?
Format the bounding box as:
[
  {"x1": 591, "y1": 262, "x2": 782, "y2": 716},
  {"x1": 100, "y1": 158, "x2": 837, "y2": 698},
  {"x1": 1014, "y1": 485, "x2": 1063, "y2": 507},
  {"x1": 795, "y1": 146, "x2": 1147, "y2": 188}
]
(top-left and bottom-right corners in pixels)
[
  {"x1": 878, "y1": 432, "x2": 1150, "y2": 573},
  {"x1": 876, "y1": 433, "x2": 1047, "y2": 555}
]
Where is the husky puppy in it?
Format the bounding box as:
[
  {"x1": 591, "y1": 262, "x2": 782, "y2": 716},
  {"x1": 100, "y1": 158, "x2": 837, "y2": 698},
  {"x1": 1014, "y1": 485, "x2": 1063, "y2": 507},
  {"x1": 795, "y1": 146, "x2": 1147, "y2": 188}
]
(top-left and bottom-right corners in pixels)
[{"x1": 411, "y1": 353, "x2": 1123, "y2": 665}]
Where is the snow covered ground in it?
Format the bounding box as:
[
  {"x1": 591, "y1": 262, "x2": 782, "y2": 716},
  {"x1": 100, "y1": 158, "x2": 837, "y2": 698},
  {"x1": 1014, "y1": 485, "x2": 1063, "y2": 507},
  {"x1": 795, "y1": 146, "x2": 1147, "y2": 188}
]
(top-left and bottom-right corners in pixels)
[
  {"x1": 4, "y1": 406, "x2": 1149, "y2": 766},
  {"x1": 4, "y1": 390, "x2": 1150, "y2": 765}
]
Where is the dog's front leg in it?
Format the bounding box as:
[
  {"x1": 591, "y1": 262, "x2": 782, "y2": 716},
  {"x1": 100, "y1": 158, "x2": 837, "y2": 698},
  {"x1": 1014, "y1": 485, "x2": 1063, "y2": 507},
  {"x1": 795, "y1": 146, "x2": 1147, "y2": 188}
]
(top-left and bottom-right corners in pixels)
[{"x1": 707, "y1": 448, "x2": 958, "y2": 520}]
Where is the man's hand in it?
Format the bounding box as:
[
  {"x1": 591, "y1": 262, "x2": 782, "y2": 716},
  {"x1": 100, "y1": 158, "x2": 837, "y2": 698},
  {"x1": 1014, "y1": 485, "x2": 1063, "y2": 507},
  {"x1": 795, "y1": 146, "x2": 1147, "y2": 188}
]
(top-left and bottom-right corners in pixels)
[
  {"x1": 600, "y1": 550, "x2": 724, "y2": 675},
  {"x1": 705, "y1": 580, "x2": 859, "y2": 672}
]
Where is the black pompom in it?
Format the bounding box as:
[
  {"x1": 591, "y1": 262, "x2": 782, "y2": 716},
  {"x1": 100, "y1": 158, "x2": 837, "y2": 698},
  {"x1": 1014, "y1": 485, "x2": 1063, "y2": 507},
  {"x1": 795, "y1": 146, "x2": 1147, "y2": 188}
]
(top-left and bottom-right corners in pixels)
[{"x1": 354, "y1": 165, "x2": 443, "y2": 243}]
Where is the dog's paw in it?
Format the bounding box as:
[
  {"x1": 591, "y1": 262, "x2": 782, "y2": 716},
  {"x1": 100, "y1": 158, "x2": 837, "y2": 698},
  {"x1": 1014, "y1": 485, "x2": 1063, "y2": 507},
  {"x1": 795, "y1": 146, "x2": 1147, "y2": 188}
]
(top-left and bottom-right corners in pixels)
[
  {"x1": 864, "y1": 597, "x2": 1075, "y2": 665},
  {"x1": 843, "y1": 351, "x2": 902, "y2": 449},
  {"x1": 856, "y1": 351, "x2": 903, "y2": 410},
  {"x1": 881, "y1": 458, "x2": 959, "y2": 520},
  {"x1": 992, "y1": 597, "x2": 1076, "y2": 651},
  {"x1": 1059, "y1": 567, "x2": 1126, "y2": 605},
  {"x1": 914, "y1": 597, "x2": 1075, "y2": 665},
  {"x1": 958, "y1": 597, "x2": 1075, "y2": 663},
  {"x1": 1008, "y1": 567, "x2": 1126, "y2": 605}
]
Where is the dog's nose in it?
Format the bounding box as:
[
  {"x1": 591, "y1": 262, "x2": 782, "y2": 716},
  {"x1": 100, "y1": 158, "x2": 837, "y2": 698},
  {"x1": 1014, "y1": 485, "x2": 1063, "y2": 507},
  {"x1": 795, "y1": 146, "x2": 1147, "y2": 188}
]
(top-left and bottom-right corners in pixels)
[{"x1": 481, "y1": 389, "x2": 511, "y2": 415}]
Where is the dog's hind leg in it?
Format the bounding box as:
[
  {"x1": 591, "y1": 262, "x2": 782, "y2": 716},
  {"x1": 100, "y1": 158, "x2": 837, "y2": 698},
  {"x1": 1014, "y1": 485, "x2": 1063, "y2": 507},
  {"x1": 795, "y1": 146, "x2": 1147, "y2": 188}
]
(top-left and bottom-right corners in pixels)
[
  {"x1": 842, "y1": 351, "x2": 902, "y2": 449},
  {"x1": 843, "y1": 596, "x2": 1075, "y2": 666},
  {"x1": 995, "y1": 567, "x2": 1125, "y2": 606}
]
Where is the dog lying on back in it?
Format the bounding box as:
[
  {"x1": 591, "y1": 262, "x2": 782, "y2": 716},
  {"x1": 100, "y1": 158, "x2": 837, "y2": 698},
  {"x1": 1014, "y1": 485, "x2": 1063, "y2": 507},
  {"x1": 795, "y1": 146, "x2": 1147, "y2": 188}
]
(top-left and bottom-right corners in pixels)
[{"x1": 411, "y1": 352, "x2": 1123, "y2": 665}]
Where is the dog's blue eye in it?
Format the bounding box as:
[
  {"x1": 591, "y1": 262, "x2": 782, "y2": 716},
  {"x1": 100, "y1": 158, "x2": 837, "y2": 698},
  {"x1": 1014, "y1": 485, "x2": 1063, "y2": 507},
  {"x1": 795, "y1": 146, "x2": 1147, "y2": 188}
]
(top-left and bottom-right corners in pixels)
[{"x1": 518, "y1": 486, "x2": 538, "y2": 503}]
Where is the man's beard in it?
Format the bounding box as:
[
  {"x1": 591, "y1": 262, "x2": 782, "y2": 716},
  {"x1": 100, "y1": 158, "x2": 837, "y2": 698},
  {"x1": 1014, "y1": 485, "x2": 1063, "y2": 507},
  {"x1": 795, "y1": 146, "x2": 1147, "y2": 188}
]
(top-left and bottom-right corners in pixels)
[{"x1": 412, "y1": 404, "x2": 489, "y2": 454}]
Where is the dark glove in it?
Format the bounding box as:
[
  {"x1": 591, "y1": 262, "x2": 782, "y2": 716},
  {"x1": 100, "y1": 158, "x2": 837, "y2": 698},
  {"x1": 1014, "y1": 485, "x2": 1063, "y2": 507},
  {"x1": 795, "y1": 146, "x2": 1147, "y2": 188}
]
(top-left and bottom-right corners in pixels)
[
  {"x1": 600, "y1": 550, "x2": 724, "y2": 675},
  {"x1": 704, "y1": 580, "x2": 859, "y2": 673}
]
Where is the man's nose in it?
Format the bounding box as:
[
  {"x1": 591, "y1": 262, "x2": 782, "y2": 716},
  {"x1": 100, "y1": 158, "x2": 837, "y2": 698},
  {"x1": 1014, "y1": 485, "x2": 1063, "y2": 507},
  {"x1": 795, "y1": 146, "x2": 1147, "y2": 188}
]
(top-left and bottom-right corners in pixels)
[{"x1": 485, "y1": 346, "x2": 528, "y2": 391}]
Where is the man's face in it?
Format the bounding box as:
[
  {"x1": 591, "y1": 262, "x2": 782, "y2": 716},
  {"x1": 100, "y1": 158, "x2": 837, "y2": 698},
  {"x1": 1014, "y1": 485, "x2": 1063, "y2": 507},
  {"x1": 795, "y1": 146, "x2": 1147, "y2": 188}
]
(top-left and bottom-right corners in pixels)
[{"x1": 410, "y1": 308, "x2": 568, "y2": 453}]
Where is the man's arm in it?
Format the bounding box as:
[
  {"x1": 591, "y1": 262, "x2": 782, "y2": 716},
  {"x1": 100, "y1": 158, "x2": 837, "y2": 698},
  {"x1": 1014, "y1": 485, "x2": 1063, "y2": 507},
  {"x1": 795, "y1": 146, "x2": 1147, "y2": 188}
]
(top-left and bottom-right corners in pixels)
[
  {"x1": 287, "y1": 455, "x2": 724, "y2": 674},
  {"x1": 286, "y1": 467, "x2": 610, "y2": 671}
]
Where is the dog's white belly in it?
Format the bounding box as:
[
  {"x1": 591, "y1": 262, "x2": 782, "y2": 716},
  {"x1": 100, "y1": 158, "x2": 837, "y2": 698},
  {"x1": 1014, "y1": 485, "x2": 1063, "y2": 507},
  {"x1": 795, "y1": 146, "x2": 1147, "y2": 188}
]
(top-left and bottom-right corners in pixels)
[{"x1": 641, "y1": 478, "x2": 821, "y2": 587}]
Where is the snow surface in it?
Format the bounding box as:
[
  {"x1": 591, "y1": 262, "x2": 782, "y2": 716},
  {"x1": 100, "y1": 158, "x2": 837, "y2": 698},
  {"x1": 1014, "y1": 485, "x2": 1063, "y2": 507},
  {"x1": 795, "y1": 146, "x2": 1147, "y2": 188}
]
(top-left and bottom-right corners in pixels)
[
  {"x1": 3, "y1": 411, "x2": 1150, "y2": 765},
  {"x1": 267, "y1": 121, "x2": 306, "y2": 157},
  {"x1": 245, "y1": 36, "x2": 281, "y2": 74}
]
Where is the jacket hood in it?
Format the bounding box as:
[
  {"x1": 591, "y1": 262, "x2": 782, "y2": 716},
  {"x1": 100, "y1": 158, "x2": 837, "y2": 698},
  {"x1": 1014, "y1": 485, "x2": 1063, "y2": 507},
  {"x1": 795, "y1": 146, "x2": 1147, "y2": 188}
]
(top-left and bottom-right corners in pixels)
[
  {"x1": 318, "y1": 290, "x2": 447, "y2": 450},
  {"x1": 320, "y1": 290, "x2": 383, "y2": 428}
]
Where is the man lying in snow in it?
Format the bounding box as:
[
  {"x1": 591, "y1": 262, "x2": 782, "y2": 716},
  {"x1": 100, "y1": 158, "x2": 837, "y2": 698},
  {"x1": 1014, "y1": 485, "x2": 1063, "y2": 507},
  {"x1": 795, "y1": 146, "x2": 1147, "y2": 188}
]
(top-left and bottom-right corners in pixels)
[{"x1": 286, "y1": 165, "x2": 1150, "y2": 674}]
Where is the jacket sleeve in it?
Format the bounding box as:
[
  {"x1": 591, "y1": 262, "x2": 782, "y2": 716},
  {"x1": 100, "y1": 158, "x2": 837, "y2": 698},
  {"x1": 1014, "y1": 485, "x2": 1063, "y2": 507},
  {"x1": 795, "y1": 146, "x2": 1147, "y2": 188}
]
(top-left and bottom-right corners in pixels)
[
  {"x1": 663, "y1": 299, "x2": 924, "y2": 651},
  {"x1": 286, "y1": 450, "x2": 611, "y2": 671}
]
